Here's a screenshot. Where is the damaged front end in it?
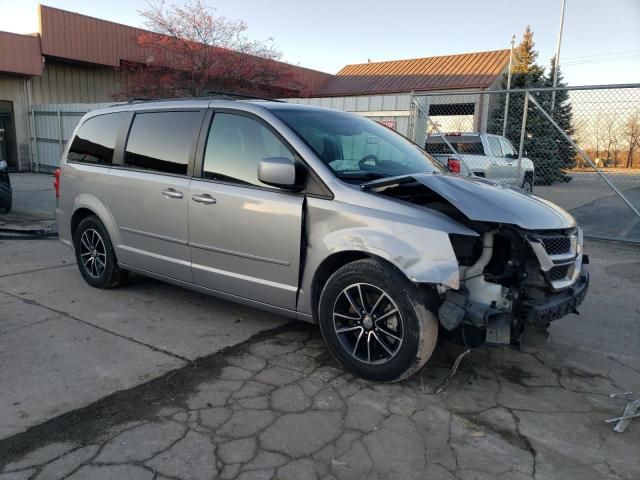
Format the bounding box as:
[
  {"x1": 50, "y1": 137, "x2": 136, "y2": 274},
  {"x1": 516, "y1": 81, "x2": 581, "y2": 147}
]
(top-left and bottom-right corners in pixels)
[
  {"x1": 440, "y1": 226, "x2": 589, "y2": 346},
  {"x1": 363, "y1": 173, "x2": 589, "y2": 347}
]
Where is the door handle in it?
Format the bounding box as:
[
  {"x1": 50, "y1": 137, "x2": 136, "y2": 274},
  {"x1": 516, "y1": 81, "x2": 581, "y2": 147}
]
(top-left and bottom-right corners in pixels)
[
  {"x1": 162, "y1": 188, "x2": 183, "y2": 199},
  {"x1": 192, "y1": 193, "x2": 217, "y2": 205}
]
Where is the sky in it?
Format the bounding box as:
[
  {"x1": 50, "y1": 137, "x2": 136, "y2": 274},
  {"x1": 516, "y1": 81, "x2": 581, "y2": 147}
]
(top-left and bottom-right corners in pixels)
[{"x1": 0, "y1": 0, "x2": 639, "y2": 86}]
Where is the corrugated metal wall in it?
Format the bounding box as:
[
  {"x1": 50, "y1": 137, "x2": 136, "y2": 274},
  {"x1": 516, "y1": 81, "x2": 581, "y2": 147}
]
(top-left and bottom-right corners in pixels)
[
  {"x1": 37, "y1": 5, "x2": 333, "y2": 95},
  {"x1": 286, "y1": 93, "x2": 413, "y2": 135},
  {"x1": 31, "y1": 61, "x2": 127, "y2": 104},
  {"x1": 39, "y1": 5, "x2": 148, "y2": 68},
  {"x1": 285, "y1": 91, "x2": 488, "y2": 137},
  {"x1": 1, "y1": 63, "x2": 125, "y2": 172}
]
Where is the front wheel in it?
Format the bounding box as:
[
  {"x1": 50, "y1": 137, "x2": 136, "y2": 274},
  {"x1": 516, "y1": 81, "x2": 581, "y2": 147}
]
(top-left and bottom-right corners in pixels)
[
  {"x1": 318, "y1": 258, "x2": 438, "y2": 382},
  {"x1": 73, "y1": 216, "x2": 128, "y2": 289}
]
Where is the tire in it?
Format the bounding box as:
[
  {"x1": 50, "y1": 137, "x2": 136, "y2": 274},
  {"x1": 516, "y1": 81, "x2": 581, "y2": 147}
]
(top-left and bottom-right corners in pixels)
[
  {"x1": 318, "y1": 258, "x2": 438, "y2": 382},
  {"x1": 73, "y1": 216, "x2": 128, "y2": 289},
  {"x1": 521, "y1": 173, "x2": 534, "y2": 193},
  {"x1": 0, "y1": 181, "x2": 11, "y2": 213}
]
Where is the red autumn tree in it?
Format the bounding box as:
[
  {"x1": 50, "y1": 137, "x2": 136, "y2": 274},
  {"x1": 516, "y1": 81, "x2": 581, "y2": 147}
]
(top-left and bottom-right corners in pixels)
[{"x1": 121, "y1": 0, "x2": 302, "y2": 98}]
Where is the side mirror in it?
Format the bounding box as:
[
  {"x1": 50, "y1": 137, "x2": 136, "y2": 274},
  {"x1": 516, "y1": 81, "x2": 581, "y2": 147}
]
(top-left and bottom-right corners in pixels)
[{"x1": 258, "y1": 157, "x2": 302, "y2": 190}]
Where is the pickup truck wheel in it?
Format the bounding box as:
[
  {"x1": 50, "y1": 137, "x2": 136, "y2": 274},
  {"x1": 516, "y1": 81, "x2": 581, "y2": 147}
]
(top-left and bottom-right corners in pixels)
[
  {"x1": 73, "y1": 216, "x2": 128, "y2": 289},
  {"x1": 318, "y1": 258, "x2": 438, "y2": 382},
  {"x1": 522, "y1": 173, "x2": 534, "y2": 193}
]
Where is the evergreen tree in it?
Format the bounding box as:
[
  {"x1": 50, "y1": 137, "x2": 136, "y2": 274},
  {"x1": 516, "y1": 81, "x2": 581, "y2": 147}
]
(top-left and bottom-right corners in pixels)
[
  {"x1": 487, "y1": 27, "x2": 574, "y2": 184},
  {"x1": 488, "y1": 26, "x2": 545, "y2": 153},
  {"x1": 542, "y1": 58, "x2": 576, "y2": 169},
  {"x1": 511, "y1": 26, "x2": 545, "y2": 80}
]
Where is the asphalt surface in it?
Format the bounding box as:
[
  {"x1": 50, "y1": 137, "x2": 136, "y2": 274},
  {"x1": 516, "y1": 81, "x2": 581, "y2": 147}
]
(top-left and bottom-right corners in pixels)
[
  {"x1": 0, "y1": 174, "x2": 56, "y2": 230},
  {"x1": 0, "y1": 237, "x2": 638, "y2": 479},
  {"x1": 535, "y1": 170, "x2": 640, "y2": 212},
  {"x1": 0, "y1": 172, "x2": 639, "y2": 479},
  {"x1": 571, "y1": 187, "x2": 640, "y2": 243},
  {"x1": 535, "y1": 171, "x2": 640, "y2": 243}
]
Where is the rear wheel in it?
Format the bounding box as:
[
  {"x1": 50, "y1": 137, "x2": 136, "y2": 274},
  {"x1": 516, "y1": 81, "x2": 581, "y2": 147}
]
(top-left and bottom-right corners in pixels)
[
  {"x1": 318, "y1": 258, "x2": 438, "y2": 382},
  {"x1": 73, "y1": 216, "x2": 128, "y2": 288}
]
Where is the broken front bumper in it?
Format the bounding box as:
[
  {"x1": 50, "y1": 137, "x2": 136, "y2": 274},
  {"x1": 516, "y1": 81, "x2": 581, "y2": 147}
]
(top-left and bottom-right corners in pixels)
[{"x1": 518, "y1": 266, "x2": 589, "y2": 326}]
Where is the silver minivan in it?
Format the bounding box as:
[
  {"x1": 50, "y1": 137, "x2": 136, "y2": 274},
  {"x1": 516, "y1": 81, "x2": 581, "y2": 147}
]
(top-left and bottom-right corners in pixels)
[{"x1": 56, "y1": 98, "x2": 589, "y2": 381}]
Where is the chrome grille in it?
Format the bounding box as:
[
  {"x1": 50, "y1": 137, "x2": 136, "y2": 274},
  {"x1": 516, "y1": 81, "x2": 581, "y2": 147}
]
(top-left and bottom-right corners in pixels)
[
  {"x1": 527, "y1": 228, "x2": 583, "y2": 291},
  {"x1": 540, "y1": 236, "x2": 571, "y2": 255},
  {"x1": 549, "y1": 265, "x2": 570, "y2": 281}
]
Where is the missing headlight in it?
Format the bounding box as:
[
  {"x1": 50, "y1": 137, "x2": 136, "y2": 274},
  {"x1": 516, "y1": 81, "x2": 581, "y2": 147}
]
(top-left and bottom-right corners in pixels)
[{"x1": 449, "y1": 234, "x2": 482, "y2": 266}]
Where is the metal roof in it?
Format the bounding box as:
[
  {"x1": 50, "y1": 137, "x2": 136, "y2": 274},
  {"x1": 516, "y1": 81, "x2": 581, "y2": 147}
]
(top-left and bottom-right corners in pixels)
[
  {"x1": 0, "y1": 31, "x2": 42, "y2": 76},
  {"x1": 315, "y1": 50, "x2": 510, "y2": 96}
]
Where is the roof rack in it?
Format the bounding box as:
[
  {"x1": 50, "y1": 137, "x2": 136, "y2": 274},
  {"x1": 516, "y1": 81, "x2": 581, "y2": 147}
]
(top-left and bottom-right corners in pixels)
[
  {"x1": 202, "y1": 90, "x2": 285, "y2": 102},
  {"x1": 127, "y1": 97, "x2": 154, "y2": 104},
  {"x1": 108, "y1": 91, "x2": 285, "y2": 108}
]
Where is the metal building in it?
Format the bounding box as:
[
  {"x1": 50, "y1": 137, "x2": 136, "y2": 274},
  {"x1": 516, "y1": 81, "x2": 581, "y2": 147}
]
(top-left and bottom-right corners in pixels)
[
  {"x1": 0, "y1": 5, "x2": 333, "y2": 171},
  {"x1": 286, "y1": 50, "x2": 511, "y2": 143},
  {"x1": 0, "y1": 5, "x2": 511, "y2": 172}
]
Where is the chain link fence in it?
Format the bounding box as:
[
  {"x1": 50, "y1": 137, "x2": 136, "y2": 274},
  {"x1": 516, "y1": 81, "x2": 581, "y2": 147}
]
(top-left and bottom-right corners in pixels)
[
  {"x1": 26, "y1": 88, "x2": 640, "y2": 242},
  {"x1": 410, "y1": 85, "x2": 640, "y2": 243}
]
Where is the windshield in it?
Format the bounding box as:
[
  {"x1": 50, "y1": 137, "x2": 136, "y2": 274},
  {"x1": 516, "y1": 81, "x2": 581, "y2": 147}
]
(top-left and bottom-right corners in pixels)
[{"x1": 272, "y1": 108, "x2": 444, "y2": 182}]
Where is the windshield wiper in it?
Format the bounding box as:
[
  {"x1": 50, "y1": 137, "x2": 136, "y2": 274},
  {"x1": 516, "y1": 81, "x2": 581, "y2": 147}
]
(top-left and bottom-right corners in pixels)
[
  {"x1": 359, "y1": 174, "x2": 419, "y2": 190},
  {"x1": 339, "y1": 172, "x2": 391, "y2": 180}
]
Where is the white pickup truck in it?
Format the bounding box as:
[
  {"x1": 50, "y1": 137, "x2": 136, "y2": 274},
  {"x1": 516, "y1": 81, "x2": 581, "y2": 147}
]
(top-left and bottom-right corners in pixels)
[{"x1": 424, "y1": 133, "x2": 535, "y2": 192}]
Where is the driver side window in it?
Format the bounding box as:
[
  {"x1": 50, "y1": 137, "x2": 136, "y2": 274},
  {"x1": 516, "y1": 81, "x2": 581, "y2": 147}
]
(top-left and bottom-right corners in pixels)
[
  {"x1": 500, "y1": 138, "x2": 517, "y2": 158},
  {"x1": 203, "y1": 113, "x2": 295, "y2": 188},
  {"x1": 487, "y1": 136, "x2": 503, "y2": 157}
]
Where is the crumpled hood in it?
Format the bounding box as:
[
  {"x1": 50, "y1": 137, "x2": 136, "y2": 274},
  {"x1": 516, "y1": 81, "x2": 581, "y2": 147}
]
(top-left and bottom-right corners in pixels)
[{"x1": 369, "y1": 173, "x2": 576, "y2": 231}]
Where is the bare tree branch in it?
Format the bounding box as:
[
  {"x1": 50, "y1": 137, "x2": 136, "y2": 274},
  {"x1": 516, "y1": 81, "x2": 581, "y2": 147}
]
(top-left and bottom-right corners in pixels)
[{"x1": 121, "y1": 0, "x2": 302, "y2": 98}]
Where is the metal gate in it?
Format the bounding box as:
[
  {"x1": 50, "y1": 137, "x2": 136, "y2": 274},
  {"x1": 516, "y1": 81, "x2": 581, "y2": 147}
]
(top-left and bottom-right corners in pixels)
[
  {"x1": 410, "y1": 84, "x2": 640, "y2": 243},
  {"x1": 29, "y1": 103, "x2": 117, "y2": 172}
]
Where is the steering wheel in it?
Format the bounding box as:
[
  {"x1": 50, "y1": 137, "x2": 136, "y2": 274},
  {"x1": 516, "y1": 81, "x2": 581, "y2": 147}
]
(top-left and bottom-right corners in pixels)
[{"x1": 358, "y1": 154, "x2": 379, "y2": 169}]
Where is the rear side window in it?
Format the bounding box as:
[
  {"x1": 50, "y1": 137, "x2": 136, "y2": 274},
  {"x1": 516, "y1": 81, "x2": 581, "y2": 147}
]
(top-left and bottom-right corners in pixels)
[
  {"x1": 424, "y1": 138, "x2": 485, "y2": 155},
  {"x1": 125, "y1": 111, "x2": 203, "y2": 175},
  {"x1": 67, "y1": 113, "x2": 126, "y2": 165},
  {"x1": 203, "y1": 113, "x2": 294, "y2": 187}
]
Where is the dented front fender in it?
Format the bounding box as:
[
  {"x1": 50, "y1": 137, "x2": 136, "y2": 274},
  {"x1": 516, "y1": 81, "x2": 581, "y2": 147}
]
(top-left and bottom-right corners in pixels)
[{"x1": 296, "y1": 196, "x2": 477, "y2": 319}]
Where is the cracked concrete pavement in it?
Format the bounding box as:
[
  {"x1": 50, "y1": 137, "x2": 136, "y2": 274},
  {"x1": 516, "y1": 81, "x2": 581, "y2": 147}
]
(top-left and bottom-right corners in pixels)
[
  {"x1": 1, "y1": 188, "x2": 640, "y2": 479},
  {"x1": 0, "y1": 238, "x2": 286, "y2": 439},
  {"x1": 0, "y1": 326, "x2": 639, "y2": 480}
]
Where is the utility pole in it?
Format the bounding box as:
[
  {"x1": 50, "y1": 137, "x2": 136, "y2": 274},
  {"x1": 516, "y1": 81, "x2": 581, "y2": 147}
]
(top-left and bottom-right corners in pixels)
[
  {"x1": 502, "y1": 34, "x2": 516, "y2": 137},
  {"x1": 550, "y1": 0, "x2": 566, "y2": 115}
]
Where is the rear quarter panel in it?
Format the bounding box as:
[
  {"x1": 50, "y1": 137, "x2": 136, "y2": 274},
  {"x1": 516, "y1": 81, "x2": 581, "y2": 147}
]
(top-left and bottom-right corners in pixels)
[{"x1": 57, "y1": 162, "x2": 117, "y2": 249}]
